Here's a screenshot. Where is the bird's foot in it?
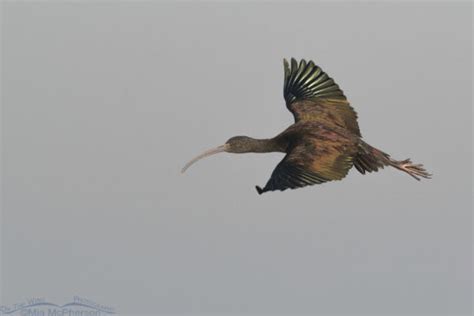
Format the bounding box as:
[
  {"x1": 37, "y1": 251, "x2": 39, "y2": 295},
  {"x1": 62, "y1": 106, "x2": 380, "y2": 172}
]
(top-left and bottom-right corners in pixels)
[{"x1": 396, "y1": 159, "x2": 432, "y2": 181}]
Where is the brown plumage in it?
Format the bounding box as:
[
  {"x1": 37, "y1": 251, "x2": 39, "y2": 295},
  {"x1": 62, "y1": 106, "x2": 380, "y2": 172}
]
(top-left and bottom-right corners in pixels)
[{"x1": 182, "y1": 58, "x2": 431, "y2": 194}]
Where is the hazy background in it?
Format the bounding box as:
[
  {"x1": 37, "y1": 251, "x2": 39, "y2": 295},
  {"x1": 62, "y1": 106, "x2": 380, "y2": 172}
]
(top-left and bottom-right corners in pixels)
[{"x1": 1, "y1": 2, "x2": 472, "y2": 315}]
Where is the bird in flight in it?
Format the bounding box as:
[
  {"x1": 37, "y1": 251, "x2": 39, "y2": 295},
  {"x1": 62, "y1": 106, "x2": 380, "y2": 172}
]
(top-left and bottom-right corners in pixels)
[{"x1": 182, "y1": 58, "x2": 431, "y2": 194}]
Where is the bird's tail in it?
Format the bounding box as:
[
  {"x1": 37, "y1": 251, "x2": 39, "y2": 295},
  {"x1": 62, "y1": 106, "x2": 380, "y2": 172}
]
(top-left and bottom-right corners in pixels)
[{"x1": 354, "y1": 141, "x2": 431, "y2": 181}]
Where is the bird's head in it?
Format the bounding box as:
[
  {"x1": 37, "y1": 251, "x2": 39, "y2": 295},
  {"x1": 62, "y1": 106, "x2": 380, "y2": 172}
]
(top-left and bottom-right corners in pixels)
[
  {"x1": 181, "y1": 135, "x2": 255, "y2": 173},
  {"x1": 225, "y1": 136, "x2": 254, "y2": 153}
]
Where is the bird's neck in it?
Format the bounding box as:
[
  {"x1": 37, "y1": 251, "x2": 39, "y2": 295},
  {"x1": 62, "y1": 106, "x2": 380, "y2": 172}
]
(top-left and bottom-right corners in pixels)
[{"x1": 246, "y1": 137, "x2": 286, "y2": 153}]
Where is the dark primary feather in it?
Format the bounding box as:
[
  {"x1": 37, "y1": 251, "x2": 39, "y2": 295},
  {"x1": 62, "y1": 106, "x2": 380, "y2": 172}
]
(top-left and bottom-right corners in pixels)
[{"x1": 283, "y1": 58, "x2": 345, "y2": 104}]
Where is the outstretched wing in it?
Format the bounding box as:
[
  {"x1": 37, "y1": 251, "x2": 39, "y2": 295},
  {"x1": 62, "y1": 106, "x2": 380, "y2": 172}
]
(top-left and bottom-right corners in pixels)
[
  {"x1": 283, "y1": 58, "x2": 361, "y2": 136},
  {"x1": 256, "y1": 129, "x2": 357, "y2": 194}
]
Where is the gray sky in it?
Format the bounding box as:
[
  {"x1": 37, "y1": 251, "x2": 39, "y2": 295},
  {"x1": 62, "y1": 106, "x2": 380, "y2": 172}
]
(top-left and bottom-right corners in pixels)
[{"x1": 1, "y1": 2, "x2": 472, "y2": 315}]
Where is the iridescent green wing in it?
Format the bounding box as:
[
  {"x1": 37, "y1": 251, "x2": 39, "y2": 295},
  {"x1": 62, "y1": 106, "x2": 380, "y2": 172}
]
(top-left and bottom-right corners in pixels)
[{"x1": 283, "y1": 58, "x2": 361, "y2": 136}]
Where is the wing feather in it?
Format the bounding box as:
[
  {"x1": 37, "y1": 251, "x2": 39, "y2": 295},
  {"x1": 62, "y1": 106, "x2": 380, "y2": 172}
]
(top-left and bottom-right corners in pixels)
[
  {"x1": 282, "y1": 58, "x2": 361, "y2": 136},
  {"x1": 256, "y1": 129, "x2": 358, "y2": 194}
]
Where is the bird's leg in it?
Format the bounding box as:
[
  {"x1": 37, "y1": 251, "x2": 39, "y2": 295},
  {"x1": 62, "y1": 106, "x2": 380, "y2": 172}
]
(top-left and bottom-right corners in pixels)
[{"x1": 389, "y1": 158, "x2": 432, "y2": 181}]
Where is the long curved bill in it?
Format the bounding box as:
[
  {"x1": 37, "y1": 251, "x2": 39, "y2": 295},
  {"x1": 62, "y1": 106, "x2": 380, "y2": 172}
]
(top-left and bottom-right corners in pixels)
[{"x1": 181, "y1": 144, "x2": 229, "y2": 173}]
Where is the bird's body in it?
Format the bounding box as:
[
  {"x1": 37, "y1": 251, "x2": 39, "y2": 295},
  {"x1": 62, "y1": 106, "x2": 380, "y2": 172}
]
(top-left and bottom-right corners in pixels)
[{"x1": 182, "y1": 58, "x2": 431, "y2": 194}]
